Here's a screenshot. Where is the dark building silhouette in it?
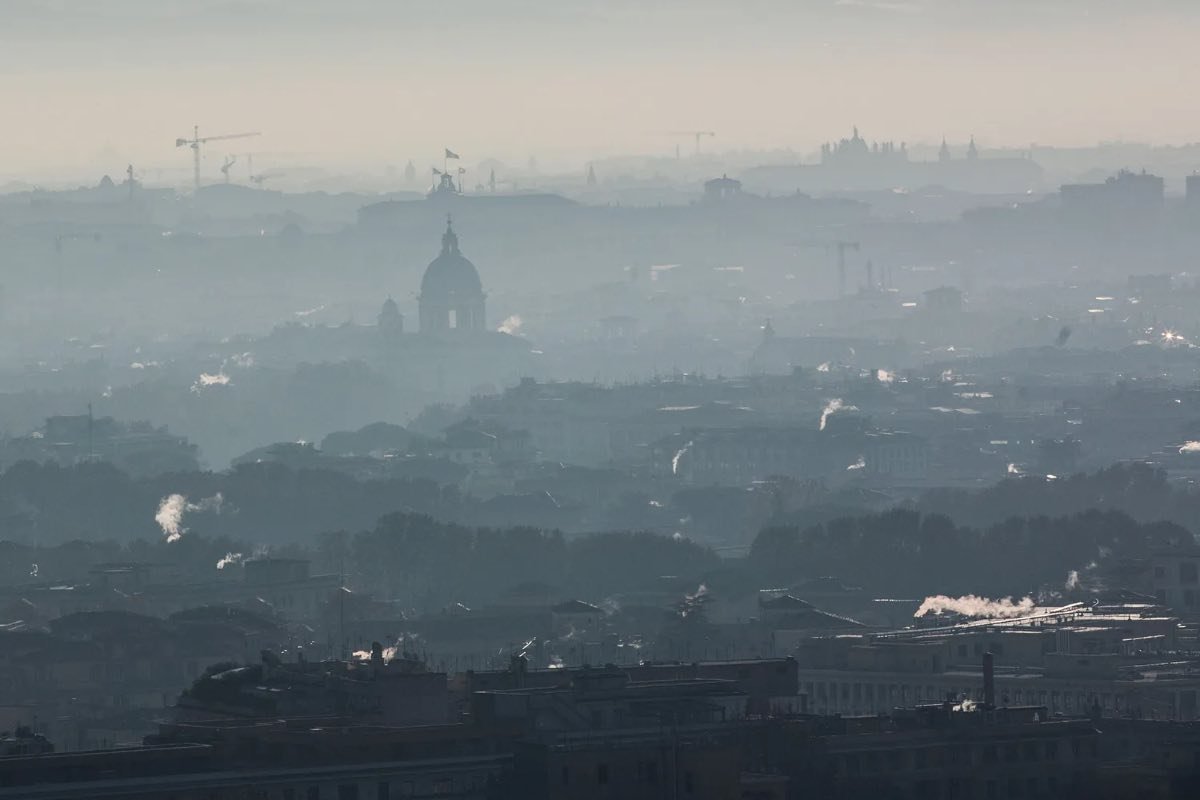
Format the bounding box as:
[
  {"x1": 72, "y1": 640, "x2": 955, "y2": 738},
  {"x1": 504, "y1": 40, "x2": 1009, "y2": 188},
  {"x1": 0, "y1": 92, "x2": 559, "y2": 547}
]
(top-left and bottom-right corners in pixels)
[
  {"x1": 703, "y1": 174, "x2": 743, "y2": 202},
  {"x1": 377, "y1": 295, "x2": 404, "y2": 338},
  {"x1": 820, "y1": 127, "x2": 907, "y2": 168},
  {"x1": 418, "y1": 218, "x2": 487, "y2": 335},
  {"x1": 745, "y1": 128, "x2": 1040, "y2": 194},
  {"x1": 1060, "y1": 169, "x2": 1165, "y2": 226}
]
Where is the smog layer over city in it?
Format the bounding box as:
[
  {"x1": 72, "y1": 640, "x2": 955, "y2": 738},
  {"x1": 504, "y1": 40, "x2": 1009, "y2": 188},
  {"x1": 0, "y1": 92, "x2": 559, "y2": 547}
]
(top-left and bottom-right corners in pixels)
[{"x1": 3, "y1": 2, "x2": 1200, "y2": 798}]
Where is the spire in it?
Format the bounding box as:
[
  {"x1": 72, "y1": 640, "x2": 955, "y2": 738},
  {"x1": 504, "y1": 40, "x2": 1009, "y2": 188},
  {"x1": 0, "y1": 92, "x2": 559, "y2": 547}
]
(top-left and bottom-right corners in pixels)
[
  {"x1": 442, "y1": 214, "x2": 459, "y2": 254},
  {"x1": 938, "y1": 137, "x2": 951, "y2": 162},
  {"x1": 967, "y1": 135, "x2": 978, "y2": 160}
]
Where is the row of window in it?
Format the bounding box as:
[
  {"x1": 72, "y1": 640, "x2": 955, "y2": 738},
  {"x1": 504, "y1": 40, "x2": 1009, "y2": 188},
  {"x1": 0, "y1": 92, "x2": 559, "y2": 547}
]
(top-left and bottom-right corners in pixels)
[
  {"x1": 804, "y1": 679, "x2": 1125, "y2": 715},
  {"x1": 903, "y1": 774, "x2": 1066, "y2": 800},
  {"x1": 1153, "y1": 561, "x2": 1198, "y2": 584},
  {"x1": 564, "y1": 762, "x2": 695, "y2": 793},
  {"x1": 266, "y1": 776, "x2": 462, "y2": 800}
]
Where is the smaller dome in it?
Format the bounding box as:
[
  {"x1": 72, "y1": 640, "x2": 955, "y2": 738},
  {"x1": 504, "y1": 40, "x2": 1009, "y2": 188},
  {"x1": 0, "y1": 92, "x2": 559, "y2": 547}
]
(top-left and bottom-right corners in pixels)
[
  {"x1": 420, "y1": 219, "x2": 483, "y2": 300},
  {"x1": 378, "y1": 295, "x2": 403, "y2": 334}
]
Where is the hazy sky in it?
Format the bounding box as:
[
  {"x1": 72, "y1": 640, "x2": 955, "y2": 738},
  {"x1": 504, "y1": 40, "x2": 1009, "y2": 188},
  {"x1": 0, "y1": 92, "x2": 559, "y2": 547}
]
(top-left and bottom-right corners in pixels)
[{"x1": 1, "y1": 1, "x2": 1197, "y2": 179}]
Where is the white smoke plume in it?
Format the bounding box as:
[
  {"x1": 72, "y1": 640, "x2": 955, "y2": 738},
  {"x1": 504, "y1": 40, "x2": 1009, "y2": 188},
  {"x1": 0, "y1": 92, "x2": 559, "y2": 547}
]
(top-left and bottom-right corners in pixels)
[
  {"x1": 915, "y1": 594, "x2": 1036, "y2": 619},
  {"x1": 817, "y1": 362, "x2": 831, "y2": 373},
  {"x1": 1180, "y1": 441, "x2": 1200, "y2": 454},
  {"x1": 672, "y1": 440, "x2": 694, "y2": 475},
  {"x1": 1065, "y1": 560, "x2": 1098, "y2": 590},
  {"x1": 155, "y1": 492, "x2": 224, "y2": 543},
  {"x1": 498, "y1": 314, "x2": 523, "y2": 335},
  {"x1": 156, "y1": 494, "x2": 187, "y2": 542},
  {"x1": 678, "y1": 583, "x2": 709, "y2": 618},
  {"x1": 1007, "y1": 463, "x2": 1022, "y2": 475},
  {"x1": 191, "y1": 352, "x2": 255, "y2": 393},
  {"x1": 876, "y1": 368, "x2": 894, "y2": 385},
  {"x1": 819, "y1": 398, "x2": 856, "y2": 431},
  {"x1": 351, "y1": 644, "x2": 398, "y2": 662},
  {"x1": 191, "y1": 372, "x2": 231, "y2": 392},
  {"x1": 191, "y1": 493, "x2": 225, "y2": 513},
  {"x1": 217, "y1": 552, "x2": 243, "y2": 570},
  {"x1": 847, "y1": 456, "x2": 866, "y2": 470}
]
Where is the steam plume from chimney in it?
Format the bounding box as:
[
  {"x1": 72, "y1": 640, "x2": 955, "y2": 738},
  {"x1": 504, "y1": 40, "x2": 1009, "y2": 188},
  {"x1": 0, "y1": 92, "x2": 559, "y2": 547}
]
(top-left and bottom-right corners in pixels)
[
  {"x1": 819, "y1": 398, "x2": 856, "y2": 431},
  {"x1": 672, "y1": 440, "x2": 694, "y2": 475},
  {"x1": 498, "y1": 314, "x2": 523, "y2": 335},
  {"x1": 915, "y1": 594, "x2": 1035, "y2": 619},
  {"x1": 155, "y1": 492, "x2": 224, "y2": 543}
]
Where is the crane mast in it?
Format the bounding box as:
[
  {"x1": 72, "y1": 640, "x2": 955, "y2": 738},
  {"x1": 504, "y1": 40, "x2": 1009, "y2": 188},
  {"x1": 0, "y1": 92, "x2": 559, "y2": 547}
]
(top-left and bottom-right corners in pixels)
[
  {"x1": 666, "y1": 130, "x2": 716, "y2": 156},
  {"x1": 175, "y1": 126, "x2": 261, "y2": 191}
]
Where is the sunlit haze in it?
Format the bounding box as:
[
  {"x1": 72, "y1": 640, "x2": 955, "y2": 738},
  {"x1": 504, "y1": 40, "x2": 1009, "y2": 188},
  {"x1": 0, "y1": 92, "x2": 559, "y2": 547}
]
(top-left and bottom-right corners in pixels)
[{"x1": 2, "y1": 0, "x2": 1199, "y2": 181}]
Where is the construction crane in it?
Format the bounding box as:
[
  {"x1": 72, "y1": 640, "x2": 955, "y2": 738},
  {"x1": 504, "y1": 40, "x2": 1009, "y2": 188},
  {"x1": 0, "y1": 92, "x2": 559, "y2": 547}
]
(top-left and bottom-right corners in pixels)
[
  {"x1": 667, "y1": 130, "x2": 716, "y2": 156},
  {"x1": 220, "y1": 155, "x2": 237, "y2": 183},
  {"x1": 175, "y1": 126, "x2": 260, "y2": 191},
  {"x1": 792, "y1": 239, "x2": 861, "y2": 298}
]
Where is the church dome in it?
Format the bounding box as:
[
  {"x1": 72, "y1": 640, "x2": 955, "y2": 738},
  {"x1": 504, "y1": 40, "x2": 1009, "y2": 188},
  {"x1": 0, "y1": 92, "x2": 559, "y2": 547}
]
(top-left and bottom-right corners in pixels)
[{"x1": 420, "y1": 220, "x2": 483, "y2": 300}]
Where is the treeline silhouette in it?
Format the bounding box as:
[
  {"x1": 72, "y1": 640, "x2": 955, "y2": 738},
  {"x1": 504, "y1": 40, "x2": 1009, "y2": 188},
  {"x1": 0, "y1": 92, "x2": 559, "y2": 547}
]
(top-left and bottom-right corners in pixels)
[
  {"x1": 2, "y1": 459, "x2": 1199, "y2": 609},
  {"x1": 0, "y1": 513, "x2": 720, "y2": 615},
  {"x1": 0, "y1": 460, "x2": 464, "y2": 546},
  {"x1": 916, "y1": 462, "x2": 1183, "y2": 528},
  {"x1": 318, "y1": 515, "x2": 718, "y2": 610},
  {"x1": 750, "y1": 508, "x2": 1191, "y2": 598},
  {"x1": 766, "y1": 463, "x2": 1198, "y2": 536},
  {"x1": 2, "y1": 504, "x2": 1191, "y2": 612}
]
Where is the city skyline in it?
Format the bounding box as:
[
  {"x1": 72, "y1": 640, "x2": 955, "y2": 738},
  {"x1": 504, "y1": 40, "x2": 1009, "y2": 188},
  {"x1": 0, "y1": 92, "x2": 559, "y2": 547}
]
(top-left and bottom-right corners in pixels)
[{"x1": 2, "y1": 1, "x2": 1200, "y2": 177}]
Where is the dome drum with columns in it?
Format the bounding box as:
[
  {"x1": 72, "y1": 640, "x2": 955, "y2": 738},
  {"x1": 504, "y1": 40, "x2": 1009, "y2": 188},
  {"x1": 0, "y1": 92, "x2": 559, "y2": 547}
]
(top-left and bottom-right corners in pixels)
[{"x1": 418, "y1": 218, "x2": 487, "y2": 335}]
